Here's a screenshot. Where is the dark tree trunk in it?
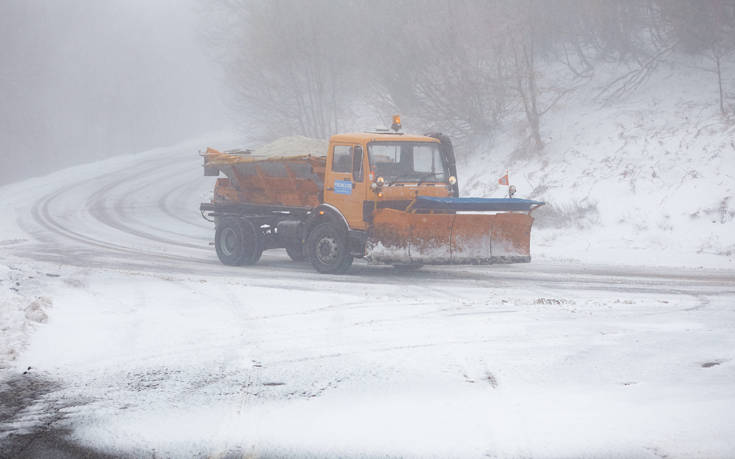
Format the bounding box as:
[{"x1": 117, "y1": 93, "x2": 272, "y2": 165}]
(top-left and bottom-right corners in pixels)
[{"x1": 715, "y1": 52, "x2": 726, "y2": 115}]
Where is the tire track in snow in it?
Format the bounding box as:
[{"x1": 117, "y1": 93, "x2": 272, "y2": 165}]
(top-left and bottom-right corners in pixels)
[
  {"x1": 105, "y1": 158, "x2": 212, "y2": 239},
  {"x1": 157, "y1": 177, "x2": 212, "y2": 230},
  {"x1": 27, "y1": 158, "x2": 216, "y2": 268},
  {"x1": 84, "y1": 164, "x2": 206, "y2": 251},
  {"x1": 19, "y1": 157, "x2": 333, "y2": 278}
]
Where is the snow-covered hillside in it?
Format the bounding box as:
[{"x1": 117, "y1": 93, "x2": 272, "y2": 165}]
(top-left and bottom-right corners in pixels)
[{"x1": 461, "y1": 61, "x2": 735, "y2": 268}]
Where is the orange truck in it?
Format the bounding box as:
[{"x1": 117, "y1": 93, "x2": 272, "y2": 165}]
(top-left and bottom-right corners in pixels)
[{"x1": 200, "y1": 119, "x2": 544, "y2": 274}]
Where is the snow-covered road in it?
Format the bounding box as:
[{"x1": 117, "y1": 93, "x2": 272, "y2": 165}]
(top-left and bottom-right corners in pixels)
[{"x1": 1, "y1": 141, "x2": 734, "y2": 458}]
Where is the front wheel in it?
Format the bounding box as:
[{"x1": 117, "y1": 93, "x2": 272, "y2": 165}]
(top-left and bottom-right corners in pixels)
[
  {"x1": 306, "y1": 222, "x2": 353, "y2": 274},
  {"x1": 215, "y1": 217, "x2": 263, "y2": 266}
]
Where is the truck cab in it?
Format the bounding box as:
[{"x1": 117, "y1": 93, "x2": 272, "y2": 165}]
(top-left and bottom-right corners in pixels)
[{"x1": 323, "y1": 132, "x2": 457, "y2": 231}]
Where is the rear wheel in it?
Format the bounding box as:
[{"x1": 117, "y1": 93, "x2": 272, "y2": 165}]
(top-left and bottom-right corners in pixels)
[
  {"x1": 285, "y1": 243, "x2": 306, "y2": 262},
  {"x1": 306, "y1": 222, "x2": 353, "y2": 274},
  {"x1": 215, "y1": 217, "x2": 263, "y2": 266}
]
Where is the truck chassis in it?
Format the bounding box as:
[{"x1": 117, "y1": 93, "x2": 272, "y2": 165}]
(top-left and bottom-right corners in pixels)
[{"x1": 200, "y1": 201, "x2": 366, "y2": 272}]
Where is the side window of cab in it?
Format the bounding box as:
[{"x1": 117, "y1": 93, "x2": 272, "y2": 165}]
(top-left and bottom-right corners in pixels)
[{"x1": 332, "y1": 145, "x2": 352, "y2": 173}]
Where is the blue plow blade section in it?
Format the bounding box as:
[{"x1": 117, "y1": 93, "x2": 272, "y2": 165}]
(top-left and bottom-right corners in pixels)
[{"x1": 413, "y1": 196, "x2": 545, "y2": 212}]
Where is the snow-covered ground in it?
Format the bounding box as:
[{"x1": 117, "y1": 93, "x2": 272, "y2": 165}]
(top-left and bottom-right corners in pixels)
[
  {"x1": 0, "y1": 135, "x2": 732, "y2": 458},
  {"x1": 1, "y1": 62, "x2": 735, "y2": 456}
]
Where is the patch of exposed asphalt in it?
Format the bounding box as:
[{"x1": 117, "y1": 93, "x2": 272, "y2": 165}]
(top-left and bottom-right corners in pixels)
[{"x1": 0, "y1": 372, "x2": 113, "y2": 459}]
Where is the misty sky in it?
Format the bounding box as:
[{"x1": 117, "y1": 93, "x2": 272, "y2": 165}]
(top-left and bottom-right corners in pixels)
[{"x1": 0, "y1": 0, "x2": 230, "y2": 184}]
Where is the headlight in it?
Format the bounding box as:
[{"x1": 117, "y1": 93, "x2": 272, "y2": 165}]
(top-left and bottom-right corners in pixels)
[{"x1": 448, "y1": 176, "x2": 457, "y2": 185}]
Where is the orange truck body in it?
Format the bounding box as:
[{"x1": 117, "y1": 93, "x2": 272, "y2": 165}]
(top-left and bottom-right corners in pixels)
[{"x1": 201, "y1": 130, "x2": 543, "y2": 273}]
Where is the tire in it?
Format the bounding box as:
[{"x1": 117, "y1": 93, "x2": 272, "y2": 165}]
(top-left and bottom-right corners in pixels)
[
  {"x1": 215, "y1": 217, "x2": 263, "y2": 266},
  {"x1": 306, "y1": 222, "x2": 353, "y2": 274},
  {"x1": 285, "y1": 243, "x2": 306, "y2": 262},
  {"x1": 393, "y1": 264, "x2": 423, "y2": 271},
  {"x1": 338, "y1": 254, "x2": 354, "y2": 271}
]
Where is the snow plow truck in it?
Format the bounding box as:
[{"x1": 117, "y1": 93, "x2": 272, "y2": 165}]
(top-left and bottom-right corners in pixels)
[{"x1": 200, "y1": 119, "x2": 544, "y2": 274}]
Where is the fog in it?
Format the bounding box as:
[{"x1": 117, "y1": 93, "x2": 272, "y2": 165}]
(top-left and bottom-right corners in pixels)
[
  {"x1": 0, "y1": 0, "x2": 230, "y2": 185},
  {"x1": 2, "y1": 0, "x2": 732, "y2": 186}
]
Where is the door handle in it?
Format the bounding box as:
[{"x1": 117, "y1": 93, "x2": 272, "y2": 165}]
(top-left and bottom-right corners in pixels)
[{"x1": 327, "y1": 187, "x2": 334, "y2": 191}]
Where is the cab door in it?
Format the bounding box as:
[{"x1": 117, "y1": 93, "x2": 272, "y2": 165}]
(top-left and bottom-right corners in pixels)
[{"x1": 324, "y1": 143, "x2": 368, "y2": 230}]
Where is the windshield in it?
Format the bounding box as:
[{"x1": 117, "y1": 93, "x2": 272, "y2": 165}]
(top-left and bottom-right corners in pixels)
[{"x1": 368, "y1": 142, "x2": 448, "y2": 183}]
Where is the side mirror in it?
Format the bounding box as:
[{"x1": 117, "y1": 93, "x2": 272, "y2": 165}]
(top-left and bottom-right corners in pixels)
[{"x1": 352, "y1": 146, "x2": 364, "y2": 182}]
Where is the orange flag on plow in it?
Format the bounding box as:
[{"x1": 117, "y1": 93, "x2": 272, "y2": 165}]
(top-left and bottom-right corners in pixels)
[{"x1": 498, "y1": 170, "x2": 509, "y2": 186}]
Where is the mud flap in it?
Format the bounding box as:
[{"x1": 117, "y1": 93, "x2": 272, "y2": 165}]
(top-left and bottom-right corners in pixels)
[{"x1": 366, "y1": 210, "x2": 533, "y2": 265}]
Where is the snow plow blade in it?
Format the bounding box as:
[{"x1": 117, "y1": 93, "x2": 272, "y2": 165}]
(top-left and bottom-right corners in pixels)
[{"x1": 365, "y1": 197, "x2": 543, "y2": 265}]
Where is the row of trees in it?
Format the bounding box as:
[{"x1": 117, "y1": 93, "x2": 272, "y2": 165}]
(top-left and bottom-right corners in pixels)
[{"x1": 208, "y1": 0, "x2": 735, "y2": 153}]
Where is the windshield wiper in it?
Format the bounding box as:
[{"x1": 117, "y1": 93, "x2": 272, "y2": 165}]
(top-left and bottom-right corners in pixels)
[
  {"x1": 416, "y1": 172, "x2": 443, "y2": 186},
  {"x1": 388, "y1": 174, "x2": 418, "y2": 186}
]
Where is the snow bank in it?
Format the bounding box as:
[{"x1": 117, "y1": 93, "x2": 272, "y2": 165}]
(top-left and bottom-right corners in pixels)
[
  {"x1": 461, "y1": 60, "x2": 735, "y2": 268},
  {"x1": 0, "y1": 263, "x2": 53, "y2": 372}
]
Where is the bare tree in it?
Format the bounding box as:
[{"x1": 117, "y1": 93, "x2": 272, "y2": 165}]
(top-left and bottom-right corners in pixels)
[
  {"x1": 701, "y1": 2, "x2": 735, "y2": 116},
  {"x1": 206, "y1": 0, "x2": 735, "y2": 149},
  {"x1": 510, "y1": 33, "x2": 543, "y2": 151},
  {"x1": 209, "y1": 0, "x2": 358, "y2": 139},
  {"x1": 662, "y1": 0, "x2": 735, "y2": 115},
  {"x1": 502, "y1": 0, "x2": 576, "y2": 152}
]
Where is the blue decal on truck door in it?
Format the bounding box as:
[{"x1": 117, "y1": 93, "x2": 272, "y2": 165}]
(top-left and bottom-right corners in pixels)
[{"x1": 334, "y1": 180, "x2": 352, "y2": 195}]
